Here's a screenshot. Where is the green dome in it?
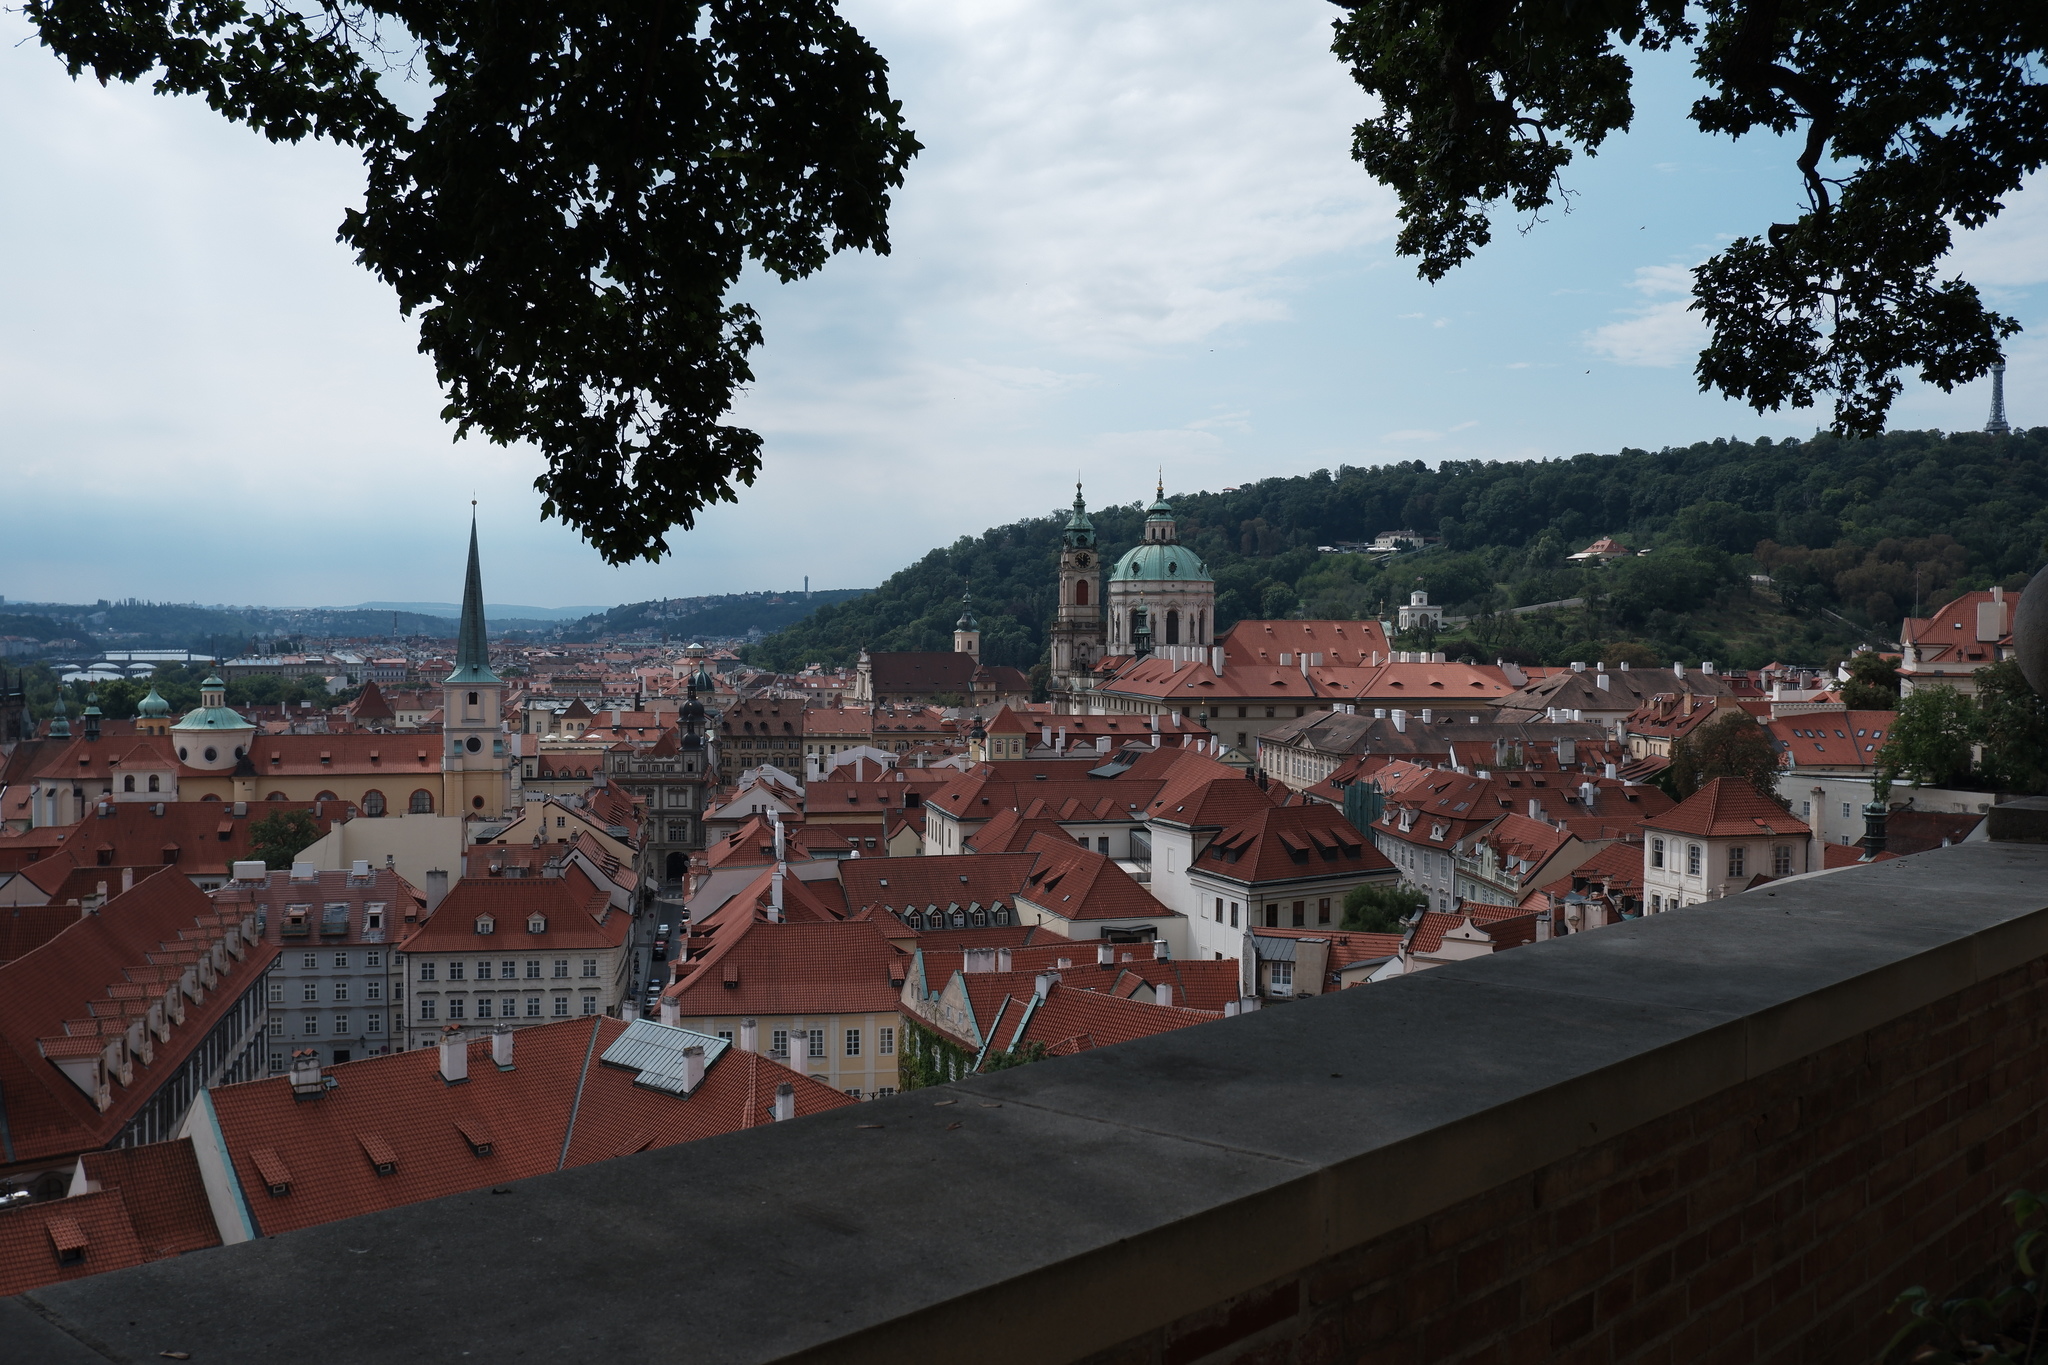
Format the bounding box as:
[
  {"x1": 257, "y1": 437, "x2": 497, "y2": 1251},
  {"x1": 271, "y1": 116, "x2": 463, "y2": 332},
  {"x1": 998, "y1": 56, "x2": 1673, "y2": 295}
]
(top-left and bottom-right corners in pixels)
[
  {"x1": 1112, "y1": 542, "x2": 1211, "y2": 583},
  {"x1": 138, "y1": 684, "x2": 171, "y2": 717}
]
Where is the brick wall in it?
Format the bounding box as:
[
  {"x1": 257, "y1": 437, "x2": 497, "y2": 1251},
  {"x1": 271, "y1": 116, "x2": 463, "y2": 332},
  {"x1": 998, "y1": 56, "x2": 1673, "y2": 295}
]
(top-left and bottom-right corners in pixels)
[{"x1": 1087, "y1": 957, "x2": 2048, "y2": 1365}]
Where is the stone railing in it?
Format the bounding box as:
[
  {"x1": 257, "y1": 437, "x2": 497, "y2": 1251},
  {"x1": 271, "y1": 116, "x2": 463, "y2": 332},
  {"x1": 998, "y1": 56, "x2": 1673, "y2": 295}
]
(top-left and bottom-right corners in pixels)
[{"x1": 8, "y1": 838, "x2": 2048, "y2": 1365}]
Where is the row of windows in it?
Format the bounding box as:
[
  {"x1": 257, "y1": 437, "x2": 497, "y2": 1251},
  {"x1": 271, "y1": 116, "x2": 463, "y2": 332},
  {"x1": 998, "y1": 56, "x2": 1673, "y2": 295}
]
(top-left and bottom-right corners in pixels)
[
  {"x1": 419, "y1": 996, "x2": 596, "y2": 1020},
  {"x1": 119, "y1": 774, "x2": 165, "y2": 792},
  {"x1": 294, "y1": 951, "x2": 382, "y2": 970},
  {"x1": 767, "y1": 1027, "x2": 896, "y2": 1059},
  {"x1": 897, "y1": 906, "x2": 1012, "y2": 931},
  {"x1": 271, "y1": 1014, "x2": 383, "y2": 1036},
  {"x1": 1649, "y1": 839, "x2": 1796, "y2": 878},
  {"x1": 417, "y1": 959, "x2": 595, "y2": 981},
  {"x1": 273, "y1": 980, "x2": 382, "y2": 1003}
]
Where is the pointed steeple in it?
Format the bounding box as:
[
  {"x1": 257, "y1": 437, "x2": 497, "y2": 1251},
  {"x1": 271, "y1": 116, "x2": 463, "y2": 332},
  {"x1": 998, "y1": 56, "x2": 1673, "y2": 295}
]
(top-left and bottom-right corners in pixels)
[{"x1": 446, "y1": 507, "x2": 501, "y2": 685}]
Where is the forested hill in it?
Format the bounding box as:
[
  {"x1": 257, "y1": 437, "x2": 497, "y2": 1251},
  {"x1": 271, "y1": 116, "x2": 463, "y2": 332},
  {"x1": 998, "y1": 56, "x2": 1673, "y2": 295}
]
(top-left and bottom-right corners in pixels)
[{"x1": 745, "y1": 428, "x2": 2048, "y2": 679}]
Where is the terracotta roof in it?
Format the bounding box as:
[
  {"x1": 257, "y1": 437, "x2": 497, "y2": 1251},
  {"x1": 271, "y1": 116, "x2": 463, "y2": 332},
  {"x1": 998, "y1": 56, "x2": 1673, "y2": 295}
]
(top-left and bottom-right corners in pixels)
[
  {"x1": 213, "y1": 867, "x2": 423, "y2": 947},
  {"x1": 75, "y1": 1137, "x2": 223, "y2": 1259},
  {"x1": 1645, "y1": 777, "x2": 1809, "y2": 839},
  {"x1": 0, "y1": 902, "x2": 89, "y2": 965},
  {"x1": 964, "y1": 810, "x2": 1075, "y2": 853},
  {"x1": 1219, "y1": 619, "x2": 1392, "y2": 668},
  {"x1": 1901, "y1": 588, "x2": 2013, "y2": 666},
  {"x1": 990, "y1": 980, "x2": 1220, "y2": 1056},
  {"x1": 206, "y1": 1018, "x2": 852, "y2": 1237},
  {"x1": 396, "y1": 865, "x2": 626, "y2": 954},
  {"x1": 0, "y1": 1187, "x2": 149, "y2": 1297},
  {"x1": 1766, "y1": 710, "x2": 1898, "y2": 769},
  {"x1": 247, "y1": 733, "x2": 447, "y2": 778},
  {"x1": 1196, "y1": 802, "x2": 1391, "y2": 886},
  {"x1": 665, "y1": 918, "x2": 907, "y2": 1016},
  {"x1": 840, "y1": 854, "x2": 1042, "y2": 920},
  {"x1": 1014, "y1": 833, "x2": 1172, "y2": 922},
  {"x1": 16, "y1": 800, "x2": 336, "y2": 882}
]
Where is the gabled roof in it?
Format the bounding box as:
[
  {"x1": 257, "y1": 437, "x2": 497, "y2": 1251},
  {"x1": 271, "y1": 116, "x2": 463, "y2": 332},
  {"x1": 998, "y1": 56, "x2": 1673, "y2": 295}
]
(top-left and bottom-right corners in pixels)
[
  {"x1": 75, "y1": 1137, "x2": 223, "y2": 1260},
  {"x1": 0, "y1": 1186, "x2": 150, "y2": 1297},
  {"x1": 396, "y1": 864, "x2": 626, "y2": 953},
  {"x1": 16, "y1": 800, "x2": 336, "y2": 884},
  {"x1": 863, "y1": 652, "x2": 979, "y2": 691},
  {"x1": 205, "y1": 1018, "x2": 850, "y2": 1237},
  {"x1": 1194, "y1": 802, "x2": 1391, "y2": 886},
  {"x1": 986, "y1": 980, "x2": 1220, "y2": 1057},
  {"x1": 665, "y1": 918, "x2": 907, "y2": 1016},
  {"x1": 1014, "y1": 833, "x2": 1172, "y2": 921},
  {"x1": 1766, "y1": 710, "x2": 1897, "y2": 769},
  {"x1": 1645, "y1": 777, "x2": 1809, "y2": 839}
]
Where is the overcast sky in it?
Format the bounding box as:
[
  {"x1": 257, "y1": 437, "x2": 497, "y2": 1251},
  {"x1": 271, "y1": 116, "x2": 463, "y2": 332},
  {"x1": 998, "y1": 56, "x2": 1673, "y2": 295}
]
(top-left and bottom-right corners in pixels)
[{"x1": 2, "y1": 1, "x2": 2041, "y2": 610}]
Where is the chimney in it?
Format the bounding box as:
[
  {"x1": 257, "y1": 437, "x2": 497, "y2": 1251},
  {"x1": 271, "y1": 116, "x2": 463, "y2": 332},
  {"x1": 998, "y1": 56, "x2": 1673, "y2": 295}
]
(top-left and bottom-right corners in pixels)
[
  {"x1": 773, "y1": 1083, "x2": 796, "y2": 1122},
  {"x1": 1859, "y1": 802, "x2": 1889, "y2": 862},
  {"x1": 963, "y1": 947, "x2": 996, "y2": 974},
  {"x1": 438, "y1": 1030, "x2": 469, "y2": 1085},
  {"x1": 351, "y1": 858, "x2": 371, "y2": 879},
  {"x1": 1096, "y1": 943, "x2": 1114, "y2": 969},
  {"x1": 1579, "y1": 781, "x2": 1597, "y2": 808},
  {"x1": 1702, "y1": 661, "x2": 1716, "y2": 675},
  {"x1": 1420, "y1": 709, "x2": 1434, "y2": 725},
  {"x1": 1571, "y1": 661, "x2": 1585, "y2": 673},
  {"x1": 1391, "y1": 710, "x2": 1408, "y2": 733},
  {"x1": 491, "y1": 1029, "x2": 515, "y2": 1070},
  {"x1": 680, "y1": 1045, "x2": 705, "y2": 1095},
  {"x1": 995, "y1": 946, "x2": 1013, "y2": 972},
  {"x1": 1157, "y1": 983, "x2": 1174, "y2": 1007},
  {"x1": 1034, "y1": 971, "x2": 1060, "y2": 998},
  {"x1": 1604, "y1": 762, "x2": 1617, "y2": 779},
  {"x1": 1535, "y1": 900, "x2": 1553, "y2": 942},
  {"x1": 660, "y1": 997, "x2": 680, "y2": 1027},
  {"x1": 1595, "y1": 673, "x2": 1611, "y2": 691},
  {"x1": 120, "y1": 867, "x2": 133, "y2": 894},
  {"x1": 1596, "y1": 661, "x2": 1606, "y2": 672},
  {"x1": 1528, "y1": 798, "x2": 1543, "y2": 819},
  {"x1": 1152, "y1": 939, "x2": 1168, "y2": 961},
  {"x1": 1673, "y1": 662, "x2": 1686, "y2": 678},
  {"x1": 740, "y1": 1018, "x2": 759, "y2": 1053},
  {"x1": 232, "y1": 860, "x2": 265, "y2": 882},
  {"x1": 425, "y1": 869, "x2": 449, "y2": 913},
  {"x1": 288, "y1": 1049, "x2": 324, "y2": 1097}
]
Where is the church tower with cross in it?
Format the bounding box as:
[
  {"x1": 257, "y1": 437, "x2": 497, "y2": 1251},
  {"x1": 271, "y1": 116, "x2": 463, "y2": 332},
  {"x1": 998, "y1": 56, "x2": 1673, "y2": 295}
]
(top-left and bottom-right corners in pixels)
[
  {"x1": 441, "y1": 509, "x2": 511, "y2": 817},
  {"x1": 1049, "y1": 482, "x2": 1107, "y2": 700}
]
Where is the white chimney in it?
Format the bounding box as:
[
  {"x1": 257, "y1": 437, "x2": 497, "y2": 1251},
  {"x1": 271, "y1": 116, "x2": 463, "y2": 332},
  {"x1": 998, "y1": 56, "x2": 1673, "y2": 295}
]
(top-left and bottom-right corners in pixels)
[
  {"x1": 351, "y1": 859, "x2": 371, "y2": 878},
  {"x1": 1595, "y1": 673, "x2": 1611, "y2": 691},
  {"x1": 1528, "y1": 799, "x2": 1543, "y2": 819},
  {"x1": 288, "y1": 1049, "x2": 323, "y2": 1096},
  {"x1": 425, "y1": 869, "x2": 449, "y2": 913},
  {"x1": 963, "y1": 947, "x2": 996, "y2": 974},
  {"x1": 232, "y1": 860, "x2": 265, "y2": 882},
  {"x1": 290, "y1": 861, "x2": 317, "y2": 881},
  {"x1": 1170, "y1": 711, "x2": 1181, "y2": 727},
  {"x1": 995, "y1": 947, "x2": 1013, "y2": 973},
  {"x1": 491, "y1": 1029, "x2": 515, "y2": 1070},
  {"x1": 1619, "y1": 661, "x2": 1631, "y2": 670},
  {"x1": 1604, "y1": 762, "x2": 1617, "y2": 779},
  {"x1": 740, "y1": 1018, "x2": 759, "y2": 1053},
  {"x1": 121, "y1": 867, "x2": 134, "y2": 894},
  {"x1": 1535, "y1": 905, "x2": 1552, "y2": 942},
  {"x1": 660, "y1": 997, "x2": 680, "y2": 1027},
  {"x1": 1035, "y1": 971, "x2": 1060, "y2": 998},
  {"x1": 438, "y1": 1033, "x2": 469, "y2": 1084},
  {"x1": 773, "y1": 1083, "x2": 796, "y2": 1122},
  {"x1": 1702, "y1": 661, "x2": 1716, "y2": 675},
  {"x1": 1392, "y1": 710, "x2": 1408, "y2": 733},
  {"x1": 1096, "y1": 943, "x2": 1114, "y2": 968},
  {"x1": 1673, "y1": 662, "x2": 1686, "y2": 678},
  {"x1": 1151, "y1": 939, "x2": 1168, "y2": 961},
  {"x1": 1571, "y1": 661, "x2": 1585, "y2": 673},
  {"x1": 1223, "y1": 1000, "x2": 1239, "y2": 1018},
  {"x1": 1157, "y1": 983, "x2": 1174, "y2": 1008},
  {"x1": 680, "y1": 1045, "x2": 705, "y2": 1095},
  {"x1": 1579, "y1": 781, "x2": 1597, "y2": 807},
  {"x1": 1374, "y1": 708, "x2": 1387, "y2": 719}
]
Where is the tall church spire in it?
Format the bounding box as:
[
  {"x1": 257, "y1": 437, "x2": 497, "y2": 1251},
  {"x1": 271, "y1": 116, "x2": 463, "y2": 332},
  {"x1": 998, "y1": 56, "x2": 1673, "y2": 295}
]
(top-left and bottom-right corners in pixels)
[{"x1": 446, "y1": 506, "x2": 500, "y2": 684}]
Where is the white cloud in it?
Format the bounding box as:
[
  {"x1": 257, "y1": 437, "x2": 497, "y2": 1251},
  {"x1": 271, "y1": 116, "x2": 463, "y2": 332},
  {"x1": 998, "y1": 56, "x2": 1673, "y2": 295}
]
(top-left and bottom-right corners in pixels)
[
  {"x1": 1381, "y1": 429, "x2": 1443, "y2": 443},
  {"x1": 1583, "y1": 262, "x2": 1707, "y2": 367}
]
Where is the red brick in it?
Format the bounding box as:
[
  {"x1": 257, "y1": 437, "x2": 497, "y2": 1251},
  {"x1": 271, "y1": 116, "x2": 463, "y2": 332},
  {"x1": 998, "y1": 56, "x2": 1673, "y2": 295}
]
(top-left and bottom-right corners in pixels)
[
  {"x1": 1304, "y1": 1228, "x2": 1424, "y2": 1306},
  {"x1": 1163, "y1": 1280, "x2": 1300, "y2": 1365},
  {"x1": 1611, "y1": 1285, "x2": 1690, "y2": 1357}
]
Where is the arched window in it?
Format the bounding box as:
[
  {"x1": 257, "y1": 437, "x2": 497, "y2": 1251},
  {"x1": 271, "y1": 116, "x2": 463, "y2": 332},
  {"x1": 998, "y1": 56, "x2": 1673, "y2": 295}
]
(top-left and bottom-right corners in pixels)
[
  {"x1": 315, "y1": 790, "x2": 339, "y2": 803},
  {"x1": 1194, "y1": 610, "x2": 1205, "y2": 643},
  {"x1": 409, "y1": 789, "x2": 435, "y2": 814},
  {"x1": 1166, "y1": 609, "x2": 1180, "y2": 645},
  {"x1": 970, "y1": 908, "x2": 988, "y2": 928},
  {"x1": 147, "y1": 774, "x2": 160, "y2": 792},
  {"x1": 267, "y1": 791, "x2": 288, "y2": 801},
  {"x1": 361, "y1": 790, "x2": 386, "y2": 817},
  {"x1": 1075, "y1": 578, "x2": 1089, "y2": 606},
  {"x1": 948, "y1": 909, "x2": 966, "y2": 928},
  {"x1": 123, "y1": 775, "x2": 135, "y2": 792},
  {"x1": 1130, "y1": 609, "x2": 1142, "y2": 641}
]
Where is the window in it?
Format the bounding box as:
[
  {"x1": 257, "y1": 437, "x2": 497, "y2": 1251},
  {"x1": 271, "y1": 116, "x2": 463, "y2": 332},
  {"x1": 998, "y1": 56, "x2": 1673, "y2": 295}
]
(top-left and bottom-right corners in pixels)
[
  {"x1": 526, "y1": 960, "x2": 542, "y2": 979},
  {"x1": 474, "y1": 916, "x2": 495, "y2": 936},
  {"x1": 448, "y1": 962, "x2": 465, "y2": 981},
  {"x1": 1801, "y1": 801, "x2": 1812, "y2": 818},
  {"x1": 1318, "y1": 898, "x2": 1332, "y2": 925},
  {"x1": 1728, "y1": 846, "x2": 1747, "y2": 877},
  {"x1": 877, "y1": 1087, "x2": 897, "y2": 1098},
  {"x1": 270, "y1": 1053, "x2": 285, "y2": 1072},
  {"x1": 361, "y1": 790, "x2": 386, "y2": 817},
  {"x1": 419, "y1": 962, "x2": 437, "y2": 982},
  {"x1": 420, "y1": 999, "x2": 437, "y2": 1020},
  {"x1": 501, "y1": 998, "x2": 520, "y2": 1018},
  {"x1": 1270, "y1": 962, "x2": 1294, "y2": 996},
  {"x1": 333, "y1": 1012, "x2": 350, "y2": 1033},
  {"x1": 409, "y1": 790, "x2": 435, "y2": 814},
  {"x1": 333, "y1": 981, "x2": 349, "y2": 1001},
  {"x1": 367, "y1": 981, "x2": 382, "y2": 1000},
  {"x1": 302, "y1": 952, "x2": 319, "y2": 970},
  {"x1": 1214, "y1": 897, "x2": 1224, "y2": 922},
  {"x1": 367, "y1": 1014, "x2": 382, "y2": 1033},
  {"x1": 1686, "y1": 844, "x2": 1702, "y2": 876},
  {"x1": 448, "y1": 999, "x2": 466, "y2": 1019},
  {"x1": 499, "y1": 960, "x2": 516, "y2": 980},
  {"x1": 581, "y1": 995, "x2": 597, "y2": 1015},
  {"x1": 1230, "y1": 902, "x2": 1239, "y2": 928},
  {"x1": 1842, "y1": 802, "x2": 1852, "y2": 820},
  {"x1": 329, "y1": 951, "x2": 347, "y2": 968},
  {"x1": 1650, "y1": 838, "x2": 1665, "y2": 870},
  {"x1": 1291, "y1": 901, "x2": 1306, "y2": 927},
  {"x1": 302, "y1": 982, "x2": 318, "y2": 1003},
  {"x1": 808, "y1": 1029, "x2": 825, "y2": 1059},
  {"x1": 365, "y1": 951, "x2": 381, "y2": 967},
  {"x1": 771, "y1": 1028, "x2": 790, "y2": 1058},
  {"x1": 527, "y1": 997, "x2": 542, "y2": 1017},
  {"x1": 268, "y1": 1020, "x2": 283, "y2": 1036},
  {"x1": 845, "y1": 1029, "x2": 862, "y2": 1057},
  {"x1": 1650, "y1": 894, "x2": 1662, "y2": 912},
  {"x1": 553, "y1": 960, "x2": 569, "y2": 978},
  {"x1": 1264, "y1": 904, "x2": 1279, "y2": 928},
  {"x1": 148, "y1": 774, "x2": 160, "y2": 792},
  {"x1": 303, "y1": 1014, "x2": 320, "y2": 1035},
  {"x1": 124, "y1": 775, "x2": 135, "y2": 792},
  {"x1": 879, "y1": 1027, "x2": 895, "y2": 1056},
  {"x1": 581, "y1": 958, "x2": 598, "y2": 978},
  {"x1": 552, "y1": 997, "x2": 569, "y2": 1017}
]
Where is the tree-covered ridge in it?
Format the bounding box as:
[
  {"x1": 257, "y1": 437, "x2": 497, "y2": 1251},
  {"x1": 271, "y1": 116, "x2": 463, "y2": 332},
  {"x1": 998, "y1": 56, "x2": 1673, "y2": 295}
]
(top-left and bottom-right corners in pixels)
[{"x1": 747, "y1": 428, "x2": 2048, "y2": 676}]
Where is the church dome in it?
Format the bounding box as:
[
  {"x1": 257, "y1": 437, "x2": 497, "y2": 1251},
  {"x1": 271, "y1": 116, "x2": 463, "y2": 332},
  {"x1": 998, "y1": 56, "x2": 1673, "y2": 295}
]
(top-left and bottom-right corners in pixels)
[
  {"x1": 1111, "y1": 541, "x2": 1211, "y2": 584},
  {"x1": 138, "y1": 684, "x2": 171, "y2": 717}
]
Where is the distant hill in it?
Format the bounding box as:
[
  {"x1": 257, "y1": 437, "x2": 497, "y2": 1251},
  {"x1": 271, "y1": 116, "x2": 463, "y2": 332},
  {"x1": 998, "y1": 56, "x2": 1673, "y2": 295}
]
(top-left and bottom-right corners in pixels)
[
  {"x1": 747, "y1": 427, "x2": 2048, "y2": 678},
  {"x1": 355, "y1": 601, "x2": 610, "y2": 621},
  {"x1": 568, "y1": 589, "x2": 871, "y2": 643}
]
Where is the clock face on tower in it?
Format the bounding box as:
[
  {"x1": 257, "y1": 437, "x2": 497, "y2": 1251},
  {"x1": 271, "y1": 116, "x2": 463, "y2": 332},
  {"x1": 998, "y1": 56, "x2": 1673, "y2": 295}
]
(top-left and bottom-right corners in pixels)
[{"x1": 1074, "y1": 554, "x2": 1090, "y2": 567}]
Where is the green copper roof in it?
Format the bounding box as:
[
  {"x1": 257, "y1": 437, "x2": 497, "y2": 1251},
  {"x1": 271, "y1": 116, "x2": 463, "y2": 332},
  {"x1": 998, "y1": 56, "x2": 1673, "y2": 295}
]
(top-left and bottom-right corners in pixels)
[
  {"x1": 172, "y1": 702, "x2": 254, "y2": 732},
  {"x1": 1112, "y1": 541, "x2": 1211, "y2": 583},
  {"x1": 446, "y1": 512, "x2": 501, "y2": 686},
  {"x1": 138, "y1": 684, "x2": 171, "y2": 717}
]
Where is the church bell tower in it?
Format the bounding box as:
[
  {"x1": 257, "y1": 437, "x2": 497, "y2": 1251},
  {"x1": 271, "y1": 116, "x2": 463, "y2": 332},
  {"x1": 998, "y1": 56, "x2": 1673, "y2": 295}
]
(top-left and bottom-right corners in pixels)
[
  {"x1": 1049, "y1": 482, "x2": 1106, "y2": 703},
  {"x1": 442, "y1": 509, "x2": 510, "y2": 817}
]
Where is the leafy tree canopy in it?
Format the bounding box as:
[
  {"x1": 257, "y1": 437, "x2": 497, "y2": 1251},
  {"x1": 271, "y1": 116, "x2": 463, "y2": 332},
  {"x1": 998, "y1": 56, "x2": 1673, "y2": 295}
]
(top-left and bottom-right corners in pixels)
[
  {"x1": 1332, "y1": 0, "x2": 2047, "y2": 435},
  {"x1": 1669, "y1": 710, "x2": 1786, "y2": 804},
  {"x1": 1875, "y1": 684, "x2": 1979, "y2": 794},
  {"x1": 1841, "y1": 650, "x2": 1901, "y2": 711},
  {"x1": 1342, "y1": 883, "x2": 1428, "y2": 933},
  {"x1": 248, "y1": 809, "x2": 327, "y2": 869},
  {"x1": 27, "y1": 0, "x2": 919, "y2": 564}
]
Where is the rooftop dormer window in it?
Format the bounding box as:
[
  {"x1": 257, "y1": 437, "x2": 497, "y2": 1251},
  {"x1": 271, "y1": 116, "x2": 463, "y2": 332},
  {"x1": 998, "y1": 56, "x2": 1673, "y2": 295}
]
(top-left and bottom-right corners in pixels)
[
  {"x1": 475, "y1": 915, "x2": 495, "y2": 935},
  {"x1": 527, "y1": 914, "x2": 547, "y2": 933}
]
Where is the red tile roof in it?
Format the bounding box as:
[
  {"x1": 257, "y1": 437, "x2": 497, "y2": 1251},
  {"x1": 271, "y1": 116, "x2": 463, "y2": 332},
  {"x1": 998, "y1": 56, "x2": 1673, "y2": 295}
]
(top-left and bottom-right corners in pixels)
[
  {"x1": 205, "y1": 1018, "x2": 852, "y2": 1237},
  {"x1": 396, "y1": 864, "x2": 626, "y2": 954},
  {"x1": 0, "y1": 902, "x2": 89, "y2": 965},
  {"x1": 666, "y1": 918, "x2": 908, "y2": 1016},
  {"x1": 0, "y1": 1187, "x2": 148, "y2": 1297},
  {"x1": 76, "y1": 1137, "x2": 223, "y2": 1259},
  {"x1": 1014, "y1": 833, "x2": 1172, "y2": 922},
  {"x1": 989, "y1": 980, "x2": 1220, "y2": 1056},
  {"x1": 1645, "y1": 777, "x2": 1809, "y2": 839},
  {"x1": 1766, "y1": 710, "x2": 1898, "y2": 769},
  {"x1": 1196, "y1": 802, "x2": 1391, "y2": 886},
  {"x1": 19, "y1": 800, "x2": 336, "y2": 883},
  {"x1": 840, "y1": 854, "x2": 1042, "y2": 921}
]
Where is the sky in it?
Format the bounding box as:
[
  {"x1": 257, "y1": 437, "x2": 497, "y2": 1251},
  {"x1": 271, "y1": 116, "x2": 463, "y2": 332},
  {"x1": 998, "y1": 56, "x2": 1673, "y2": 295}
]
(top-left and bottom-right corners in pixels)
[{"x1": 1, "y1": 1, "x2": 2041, "y2": 610}]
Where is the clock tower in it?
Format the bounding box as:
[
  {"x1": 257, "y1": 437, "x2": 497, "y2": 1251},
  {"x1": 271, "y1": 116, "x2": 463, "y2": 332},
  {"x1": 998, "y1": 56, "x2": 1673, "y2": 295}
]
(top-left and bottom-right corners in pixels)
[
  {"x1": 1049, "y1": 483, "x2": 1106, "y2": 703},
  {"x1": 442, "y1": 510, "x2": 510, "y2": 818}
]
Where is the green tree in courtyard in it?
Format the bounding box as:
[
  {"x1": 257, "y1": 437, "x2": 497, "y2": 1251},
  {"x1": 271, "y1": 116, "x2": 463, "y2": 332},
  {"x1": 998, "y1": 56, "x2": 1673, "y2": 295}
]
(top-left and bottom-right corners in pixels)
[
  {"x1": 1842, "y1": 652, "x2": 1902, "y2": 712},
  {"x1": 1973, "y1": 662, "x2": 2048, "y2": 795},
  {"x1": 248, "y1": 809, "x2": 325, "y2": 869},
  {"x1": 1875, "y1": 686, "x2": 1979, "y2": 796},
  {"x1": 1669, "y1": 711, "x2": 1785, "y2": 804},
  {"x1": 1342, "y1": 884, "x2": 1427, "y2": 933}
]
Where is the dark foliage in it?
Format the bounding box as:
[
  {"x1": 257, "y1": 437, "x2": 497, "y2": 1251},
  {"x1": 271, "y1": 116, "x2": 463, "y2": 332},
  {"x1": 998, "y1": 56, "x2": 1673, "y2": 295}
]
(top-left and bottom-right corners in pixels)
[
  {"x1": 1331, "y1": 0, "x2": 2048, "y2": 436},
  {"x1": 248, "y1": 809, "x2": 327, "y2": 869}
]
